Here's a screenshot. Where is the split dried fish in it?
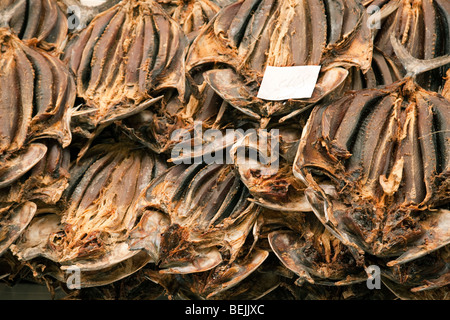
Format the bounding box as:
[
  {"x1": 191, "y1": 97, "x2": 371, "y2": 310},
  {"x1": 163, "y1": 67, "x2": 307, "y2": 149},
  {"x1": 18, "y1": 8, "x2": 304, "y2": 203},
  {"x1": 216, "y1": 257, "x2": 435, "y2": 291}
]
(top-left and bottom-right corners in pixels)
[
  {"x1": 341, "y1": 48, "x2": 404, "y2": 93},
  {"x1": 248, "y1": 208, "x2": 366, "y2": 287},
  {"x1": 0, "y1": 0, "x2": 68, "y2": 52},
  {"x1": 1, "y1": 0, "x2": 449, "y2": 301},
  {"x1": 367, "y1": 0, "x2": 450, "y2": 92},
  {"x1": 375, "y1": 245, "x2": 450, "y2": 298},
  {"x1": 0, "y1": 29, "x2": 74, "y2": 170},
  {"x1": 157, "y1": 0, "x2": 221, "y2": 42},
  {"x1": 128, "y1": 163, "x2": 260, "y2": 275},
  {"x1": 186, "y1": 0, "x2": 373, "y2": 123},
  {"x1": 294, "y1": 77, "x2": 449, "y2": 269},
  {"x1": 231, "y1": 126, "x2": 312, "y2": 212},
  {"x1": 0, "y1": 142, "x2": 70, "y2": 258},
  {"x1": 60, "y1": 0, "x2": 123, "y2": 33},
  {"x1": 0, "y1": 29, "x2": 75, "y2": 256},
  {"x1": 63, "y1": 0, "x2": 188, "y2": 133},
  {"x1": 11, "y1": 143, "x2": 167, "y2": 288},
  {"x1": 118, "y1": 93, "x2": 189, "y2": 154},
  {"x1": 164, "y1": 247, "x2": 269, "y2": 299},
  {"x1": 117, "y1": 85, "x2": 231, "y2": 155}
]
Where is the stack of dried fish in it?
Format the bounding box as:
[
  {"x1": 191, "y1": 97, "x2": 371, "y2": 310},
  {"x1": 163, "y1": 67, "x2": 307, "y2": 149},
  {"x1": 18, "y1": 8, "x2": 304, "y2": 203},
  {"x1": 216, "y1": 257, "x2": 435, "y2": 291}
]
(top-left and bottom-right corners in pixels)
[
  {"x1": 0, "y1": 0, "x2": 449, "y2": 300},
  {"x1": 0, "y1": 26, "x2": 75, "y2": 257}
]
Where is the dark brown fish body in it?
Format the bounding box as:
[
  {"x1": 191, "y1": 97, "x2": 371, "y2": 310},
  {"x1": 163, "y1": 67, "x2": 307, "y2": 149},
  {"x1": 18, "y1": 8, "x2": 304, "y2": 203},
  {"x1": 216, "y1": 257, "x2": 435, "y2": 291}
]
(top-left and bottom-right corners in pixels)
[
  {"x1": 166, "y1": 246, "x2": 269, "y2": 299},
  {"x1": 157, "y1": 0, "x2": 221, "y2": 42},
  {"x1": 118, "y1": 93, "x2": 188, "y2": 154},
  {"x1": 128, "y1": 162, "x2": 262, "y2": 276},
  {"x1": 0, "y1": 0, "x2": 68, "y2": 52},
  {"x1": 0, "y1": 29, "x2": 75, "y2": 256},
  {"x1": 0, "y1": 29, "x2": 74, "y2": 156},
  {"x1": 268, "y1": 213, "x2": 367, "y2": 286},
  {"x1": 294, "y1": 78, "x2": 449, "y2": 293},
  {"x1": 1, "y1": 0, "x2": 448, "y2": 301},
  {"x1": 63, "y1": 0, "x2": 189, "y2": 130},
  {"x1": 186, "y1": 0, "x2": 373, "y2": 121},
  {"x1": 118, "y1": 86, "x2": 229, "y2": 155},
  {"x1": 341, "y1": 48, "x2": 404, "y2": 93},
  {"x1": 367, "y1": 0, "x2": 450, "y2": 93},
  {"x1": 10, "y1": 143, "x2": 166, "y2": 287},
  {"x1": 375, "y1": 245, "x2": 450, "y2": 298},
  {"x1": 232, "y1": 125, "x2": 312, "y2": 211}
]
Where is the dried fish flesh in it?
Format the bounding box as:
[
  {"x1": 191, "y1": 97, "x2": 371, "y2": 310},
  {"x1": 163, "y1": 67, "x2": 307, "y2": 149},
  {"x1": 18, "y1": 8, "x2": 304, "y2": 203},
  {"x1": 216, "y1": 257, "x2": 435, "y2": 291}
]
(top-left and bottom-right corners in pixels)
[
  {"x1": 294, "y1": 78, "x2": 450, "y2": 266},
  {"x1": 186, "y1": 0, "x2": 373, "y2": 121},
  {"x1": 128, "y1": 163, "x2": 260, "y2": 274},
  {"x1": 0, "y1": 29, "x2": 75, "y2": 256},
  {"x1": 368, "y1": 0, "x2": 450, "y2": 92},
  {"x1": 0, "y1": 0, "x2": 68, "y2": 51},
  {"x1": 157, "y1": 0, "x2": 221, "y2": 42},
  {"x1": 10, "y1": 143, "x2": 167, "y2": 287},
  {"x1": 63, "y1": 0, "x2": 189, "y2": 130},
  {"x1": 231, "y1": 126, "x2": 311, "y2": 211}
]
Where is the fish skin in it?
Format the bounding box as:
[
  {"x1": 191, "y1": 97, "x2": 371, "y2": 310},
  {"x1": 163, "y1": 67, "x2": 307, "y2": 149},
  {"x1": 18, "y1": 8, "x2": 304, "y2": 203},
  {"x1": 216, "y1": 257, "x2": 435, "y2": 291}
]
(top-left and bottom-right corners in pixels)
[
  {"x1": 64, "y1": 0, "x2": 188, "y2": 130},
  {"x1": 187, "y1": 0, "x2": 374, "y2": 120},
  {"x1": 0, "y1": 0, "x2": 67, "y2": 51},
  {"x1": 294, "y1": 78, "x2": 450, "y2": 271}
]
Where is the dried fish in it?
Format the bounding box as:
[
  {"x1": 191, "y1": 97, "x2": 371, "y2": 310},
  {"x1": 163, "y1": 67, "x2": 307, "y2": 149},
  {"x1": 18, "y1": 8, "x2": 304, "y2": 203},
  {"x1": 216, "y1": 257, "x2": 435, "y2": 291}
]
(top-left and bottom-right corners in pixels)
[
  {"x1": 118, "y1": 93, "x2": 189, "y2": 154},
  {"x1": 128, "y1": 163, "x2": 260, "y2": 275},
  {"x1": 0, "y1": 29, "x2": 74, "y2": 160},
  {"x1": 63, "y1": 0, "x2": 189, "y2": 132},
  {"x1": 269, "y1": 224, "x2": 367, "y2": 287},
  {"x1": 117, "y1": 85, "x2": 229, "y2": 155},
  {"x1": 170, "y1": 247, "x2": 269, "y2": 299},
  {"x1": 60, "y1": 0, "x2": 123, "y2": 33},
  {"x1": 247, "y1": 208, "x2": 366, "y2": 287},
  {"x1": 375, "y1": 245, "x2": 450, "y2": 298},
  {"x1": 1, "y1": 0, "x2": 449, "y2": 301},
  {"x1": 9, "y1": 143, "x2": 167, "y2": 288},
  {"x1": 186, "y1": 0, "x2": 373, "y2": 123},
  {"x1": 157, "y1": 0, "x2": 221, "y2": 42},
  {"x1": 0, "y1": 29, "x2": 75, "y2": 256},
  {"x1": 294, "y1": 77, "x2": 449, "y2": 270},
  {"x1": 341, "y1": 48, "x2": 404, "y2": 93},
  {"x1": 231, "y1": 126, "x2": 311, "y2": 211},
  {"x1": 0, "y1": 0, "x2": 68, "y2": 51},
  {"x1": 367, "y1": 0, "x2": 450, "y2": 92}
]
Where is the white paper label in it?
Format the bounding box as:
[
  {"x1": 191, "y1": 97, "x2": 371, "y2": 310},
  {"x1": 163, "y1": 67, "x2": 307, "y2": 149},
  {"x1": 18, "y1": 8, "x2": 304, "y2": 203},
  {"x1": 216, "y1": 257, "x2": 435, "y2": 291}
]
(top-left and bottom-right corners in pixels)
[
  {"x1": 81, "y1": 0, "x2": 107, "y2": 6},
  {"x1": 257, "y1": 66, "x2": 321, "y2": 101}
]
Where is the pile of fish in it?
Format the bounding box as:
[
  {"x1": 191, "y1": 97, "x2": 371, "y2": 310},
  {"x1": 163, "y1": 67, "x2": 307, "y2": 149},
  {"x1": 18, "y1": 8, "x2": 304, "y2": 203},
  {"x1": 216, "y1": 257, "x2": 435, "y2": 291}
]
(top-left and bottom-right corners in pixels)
[{"x1": 0, "y1": 0, "x2": 449, "y2": 300}]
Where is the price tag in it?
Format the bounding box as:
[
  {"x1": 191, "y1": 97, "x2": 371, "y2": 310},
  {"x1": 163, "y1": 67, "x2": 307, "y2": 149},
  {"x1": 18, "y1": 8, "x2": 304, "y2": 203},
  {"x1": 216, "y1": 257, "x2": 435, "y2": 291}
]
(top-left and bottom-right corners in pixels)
[
  {"x1": 80, "y1": 0, "x2": 107, "y2": 6},
  {"x1": 257, "y1": 66, "x2": 321, "y2": 101}
]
